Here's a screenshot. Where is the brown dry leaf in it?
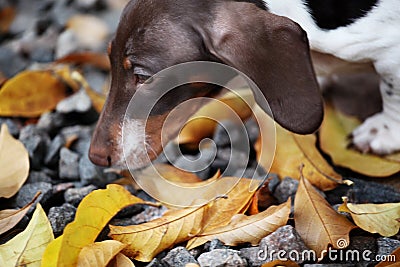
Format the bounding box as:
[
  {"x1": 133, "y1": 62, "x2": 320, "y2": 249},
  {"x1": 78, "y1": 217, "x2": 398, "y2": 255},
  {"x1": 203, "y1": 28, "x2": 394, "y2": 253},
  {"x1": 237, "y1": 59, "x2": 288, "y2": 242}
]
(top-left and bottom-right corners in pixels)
[
  {"x1": 0, "y1": 204, "x2": 54, "y2": 267},
  {"x1": 0, "y1": 124, "x2": 30, "y2": 198},
  {"x1": 0, "y1": 192, "x2": 40, "y2": 235},
  {"x1": 109, "y1": 204, "x2": 209, "y2": 262},
  {"x1": 188, "y1": 199, "x2": 291, "y2": 249},
  {"x1": 320, "y1": 104, "x2": 400, "y2": 177},
  {"x1": 77, "y1": 240, "x2": 126, "y2": 267},
  {"x1": 261, "y1": 260, "x2": 300, "y2": 267},
  {"x1": 41, "y1": 184, "x2": 148, "y2": 267},
  {"x1": 186, "y1": 177, "x2": 258, "y2": 249},
  {"x1": 108, "y1": 253, "x2": 136, "y2": 267},
  {"x1": 338, "y1": 198, "x2": 400, "y2": 237},
  {"x1": 0, "y1": 70, "x2": 71, "y2": 117},
  {"x1": 149, "y1": 163, "x2": 203, "y2": 184},
  {"x1": 294, "y1": 177, "x2": 356, "y2": 256},
  {"x1": 178, "y1": 88, "x2": 255, "y2": 145},
  {"x1": 56, "y1": 52, "x2": 110, "y2": 70},
  {"x1": 375, "y1": 247, "x2": 400, "y2": 267},
  {"x1": 0, "y1": 6, "x2": 15, "y2": 33},
  {"x1": 256, "y1": 116, "x2": 343, "y2": 191}
]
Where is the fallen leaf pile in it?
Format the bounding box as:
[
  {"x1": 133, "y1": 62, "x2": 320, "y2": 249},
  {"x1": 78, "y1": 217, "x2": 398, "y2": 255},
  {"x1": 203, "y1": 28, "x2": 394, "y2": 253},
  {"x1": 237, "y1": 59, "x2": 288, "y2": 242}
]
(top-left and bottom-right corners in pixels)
[{"x1": 0, "y1": 10, "x2": 399, "y2": 264}]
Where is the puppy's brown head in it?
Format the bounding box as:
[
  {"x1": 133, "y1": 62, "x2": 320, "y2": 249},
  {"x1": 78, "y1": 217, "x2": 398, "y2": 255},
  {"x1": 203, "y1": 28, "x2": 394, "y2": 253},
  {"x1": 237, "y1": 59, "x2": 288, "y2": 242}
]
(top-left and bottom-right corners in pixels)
[{"x1": 89, "y1": 0, "x2": 323, "y2": 169}]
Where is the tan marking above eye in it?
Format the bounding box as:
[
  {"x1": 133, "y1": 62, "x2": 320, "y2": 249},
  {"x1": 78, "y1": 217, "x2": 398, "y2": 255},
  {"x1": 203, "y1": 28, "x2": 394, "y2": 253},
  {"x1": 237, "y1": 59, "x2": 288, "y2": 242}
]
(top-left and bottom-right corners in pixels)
[
  {"x1": 107, "y1": 42, "x2": 112, "y2": 55},
  {"x1": 123, "y1": 58, "x2": 132, "y2": 70}
]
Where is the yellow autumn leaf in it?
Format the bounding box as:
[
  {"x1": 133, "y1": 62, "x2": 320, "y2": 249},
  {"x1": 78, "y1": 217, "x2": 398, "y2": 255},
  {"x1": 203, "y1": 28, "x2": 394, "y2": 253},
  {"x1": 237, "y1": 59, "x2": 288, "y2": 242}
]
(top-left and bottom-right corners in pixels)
[
  {"x1": 178, "y1": 88, "x2": 255, "y2": 145},
  {"x1": 255, "y1": 109, "x2": 343, "y2": 191},
  {"x1": 41, "y1": 184, "x2": 148, "y2": 267},
  {"x1": 77, "y1": 240, "x2": 126, "y2": 267},
  {"x1": 0, "y1": 70, "x2": 71, "y2": 117},
  {"x1": 109, "y1": 253, "x2": 136, "y2": 267},
  {"x1": 0, "y1": 124, "x2": 30, "y2": 198},
  {"x1": 188, "y1": 199, "x2": 291, "y2": 249},
  {"x1": 109, "y1": 204, "x2": 209, "y2": 262},
  {"x1": 320, "y1": 104, "x2": 400, "y2": 177},
  {"x1": 0, "y1": 192, "x2": 40, "y2": 235},
  {"x1": 294, "y1": 177, "x2": 356, "y2": 256},
  {"x1": 338, "y1": 198, "x2": 400, "y2": 237},
  {"x1": 0, "y1": 204, "x2": 54, "y2": 267}
]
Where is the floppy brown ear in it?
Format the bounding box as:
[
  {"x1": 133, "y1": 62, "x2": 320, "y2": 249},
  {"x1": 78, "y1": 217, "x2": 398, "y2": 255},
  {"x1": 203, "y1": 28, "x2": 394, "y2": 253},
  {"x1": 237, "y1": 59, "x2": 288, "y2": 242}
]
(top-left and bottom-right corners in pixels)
[{"x1": 199, "y1": 1, "x2": 324, "y2": 134}]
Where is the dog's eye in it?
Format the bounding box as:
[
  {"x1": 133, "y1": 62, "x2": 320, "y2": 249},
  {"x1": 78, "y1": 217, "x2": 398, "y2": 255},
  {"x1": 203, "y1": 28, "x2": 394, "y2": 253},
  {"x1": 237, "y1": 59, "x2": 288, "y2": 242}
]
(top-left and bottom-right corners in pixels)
[{"x1": 135, "y1": 74, "x2": 152, "y2": 84}]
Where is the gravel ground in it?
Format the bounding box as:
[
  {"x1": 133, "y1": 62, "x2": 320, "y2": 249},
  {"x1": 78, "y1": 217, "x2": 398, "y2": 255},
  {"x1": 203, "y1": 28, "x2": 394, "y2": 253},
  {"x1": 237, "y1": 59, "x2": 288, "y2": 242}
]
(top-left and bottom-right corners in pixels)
[{"x1": 1, "y1": 0, "x2": 399, "y2": 266}]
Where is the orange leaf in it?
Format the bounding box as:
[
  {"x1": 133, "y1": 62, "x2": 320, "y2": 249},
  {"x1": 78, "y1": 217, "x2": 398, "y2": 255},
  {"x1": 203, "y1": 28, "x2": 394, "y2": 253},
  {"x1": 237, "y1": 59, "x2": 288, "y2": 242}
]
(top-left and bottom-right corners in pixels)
[
  {"x1": 0, "y1": 70, "x2": 70, "y2": 117},
  {"x1": 294, "y1": 176, "x2": 356, "y2": 256}
]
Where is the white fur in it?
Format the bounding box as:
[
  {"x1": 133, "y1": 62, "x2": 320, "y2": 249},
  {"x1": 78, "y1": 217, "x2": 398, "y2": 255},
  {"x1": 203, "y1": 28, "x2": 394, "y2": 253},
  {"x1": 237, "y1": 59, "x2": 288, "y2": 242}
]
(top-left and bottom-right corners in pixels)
[
  {"x1": 264, "y1": 0, "x2": 400, "y2": 154},
  {"x1": 115, "y1": 119, "x2": 151, "y2": 168}
]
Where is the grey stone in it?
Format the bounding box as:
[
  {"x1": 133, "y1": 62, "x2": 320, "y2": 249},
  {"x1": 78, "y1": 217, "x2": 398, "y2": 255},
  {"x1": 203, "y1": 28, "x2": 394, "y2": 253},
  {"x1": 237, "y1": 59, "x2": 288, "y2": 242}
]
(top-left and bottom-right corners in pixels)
[
  {"x1": 19, "y1": 125, "x2": 50, "y2": 170},
  {"x1": 244, "y1": 118, "x2": 260, "y2": 145},
  {"x1": 145, "y1": 258, "x2": 163, "y2": 267},
  {"x1": 376, "y1": 237, "x2": 400, "y2": 257},
  {"x1": 197, "y1": 249, "x2": 247, "y2": 267},
  {"x1": 0, "y1": 47, "x2": 28, "y2": 77},
  {"x1": 0, "y1": 118, "x2": 21, "y2": 137},
  {"x1": 273, "y1": 177, "x2": 299, "y2": 203},
  {"x1": 205, "y1": 239, "x2": 229, "y2": 252},
  {"x1": 131, "y1": 206, "x2": 167, "y2": 225},
  {"x1": 174, "y1": 147, "x2": 216, "y2": 173},
  {"x1": 48, "y1": 203, "x2": 76, "y2": 237},
  {"x1": 259, "y1": 225, "x2": 310, "y2": 264},
  {"x1": 56, "y1": 29, "x2": 79, "y2": 58},
  {"x1": 61, "y1": 125, "x2": 93, "y2": 155},
  {"x1": 30, "y1": 46, "x2": 54, "y2": 63},
  {"x1": 240, "y1": 247, "x2": 265, "y2": 267},
  {"x1": 345, "y1": 236, "x2": 377, "y2": 265},
  {"x1": 45, "y1": 134, "x2": 66, "y2": 166},
  {"x1": 154, "y1": 142, "x2": 182, "y2": 164},
  {"x1": 56, "y1": 89, "x2": 92, "y2": 114},
  {"x1": 37, "y1": 112, "x2": 67, "y2": 134},
  {"x1": 268, "y1": 173, "x2": 280, "y2": 193},
  {"x1": 15, "y1": 182, "x2": 53, "y2": 209},
  {"x1": 75, "y1": 0, "x2": 99, "y2": 9},
  {"x1": 161, "y1": 247, "x2": 198, "y2": 267},
  {"x1": 64, "y1": 185, "x2": 97, "y2": 206},
  {"x1": 26, "y1": 170, "x2": 52, "y2": 184},
  {"x1": 59, "y1": 148, "x2": 80, "y2": 180},
  {"x1": 79, "y1": 155, "x2": 99, "y2": 184}
]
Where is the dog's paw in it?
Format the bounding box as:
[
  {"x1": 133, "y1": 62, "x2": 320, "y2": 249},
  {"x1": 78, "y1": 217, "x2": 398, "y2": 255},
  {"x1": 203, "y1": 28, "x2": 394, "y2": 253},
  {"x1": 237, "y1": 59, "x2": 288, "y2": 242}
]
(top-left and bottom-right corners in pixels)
[{"x1": 350, "y1": 112, "x2": 400, "y2": 155}]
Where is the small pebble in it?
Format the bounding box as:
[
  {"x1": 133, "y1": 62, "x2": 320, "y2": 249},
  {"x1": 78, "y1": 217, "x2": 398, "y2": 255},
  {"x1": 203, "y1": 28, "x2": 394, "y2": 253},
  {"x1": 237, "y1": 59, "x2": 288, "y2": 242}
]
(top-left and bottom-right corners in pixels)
[
  {"x1": 161, "y1": 247, "x2": 198, "y2": 267},
  {"x1": 15, "y1": 182, "x2": 53, "y2": 210},
  {"x1": 258, "y1": 225, "x2": 310, "y2": 264},
  {"x1": 64, "y1": 185, "x2": 97, "y2": 206},
  {"x1": 19, "y1": 125, "x2": 50, "y2": 170},
  {"x1": 59, "y1": 148, "x2": 80, "y2": 180},
  {"x1": 197, "y1": 249, "x2": 247, "y2": 267},
  {"x1": 45, "y1": 134, "x2": 66, "y2": 166},
  {"x1": 273, "y1": 177, "x2": 299, "y2": 204},
  {"x1": 48, "y1": 203, "x2": 76, "y2": 236},
  {"x1": 376, "y1": 237, "x2": 400, "y2": 257},
  {"x1": 56, "y1": 89, "x2": 92, "y2": 114},
  {"x1": 26, "y1": 170, "x2": 53, "y2": 184}
]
